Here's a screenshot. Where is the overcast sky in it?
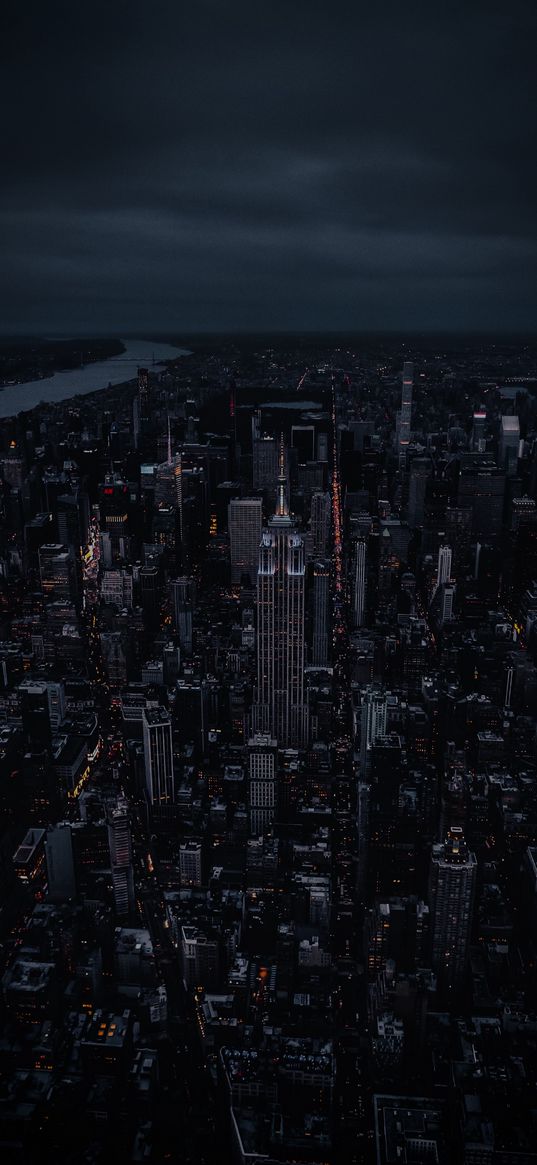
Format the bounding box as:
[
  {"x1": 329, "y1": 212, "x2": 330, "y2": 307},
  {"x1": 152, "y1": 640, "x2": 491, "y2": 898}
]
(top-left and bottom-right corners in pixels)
[{"x1": 1, "y1": 0, "x2": 536, "y2": 335}]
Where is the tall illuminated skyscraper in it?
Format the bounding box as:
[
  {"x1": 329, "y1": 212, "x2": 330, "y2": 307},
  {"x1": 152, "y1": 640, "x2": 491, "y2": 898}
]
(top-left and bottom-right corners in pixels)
[
  {"x1": 429, "y1": 827, "x2": 476, "y2": 993},
  {"x1": 254, "y1": 443, "x2": 308, "y2": 748},
  {"x1": 107, "y1": 797, "x2": 135, "y2": 919},
  {"x1": 353, "y1": 537, "x2": 367, "y2": 627},
  {"x1": 437, "y1": 544, "x2": 452, "y2": 587},
  {"x1": 311, "y1": 561, "x2": 330, "y2": 666},
  {"x1": 398, "y1": 360, "x2": 413, "y2": 453}
]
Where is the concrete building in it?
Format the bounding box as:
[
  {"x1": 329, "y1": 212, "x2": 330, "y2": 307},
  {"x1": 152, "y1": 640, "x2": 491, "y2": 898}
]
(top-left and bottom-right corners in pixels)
[
  {"x1": 142, "y1": 707, "x2": 174, "y2": 807},
  {"x1": 228, "y1": 497, "x2": 263, "y2": 585},
  {"x1": 429, "y1": 826, "x2": 476, "y2": 993},
  {"x1": 248, "y1": 733, "x2": 277, "y2": 836},
  {"x1": 254, "y1": 451, "x2": 308, "y2": 748},
  {"x1": 46, "y1": 822, "x2": 77, "y2": 903}
]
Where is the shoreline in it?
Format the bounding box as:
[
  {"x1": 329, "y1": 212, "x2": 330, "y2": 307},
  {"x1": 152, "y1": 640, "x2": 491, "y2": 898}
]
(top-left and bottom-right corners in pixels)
[{"x1": 0, "y1": 339, "x2": 190, "y2": 420}]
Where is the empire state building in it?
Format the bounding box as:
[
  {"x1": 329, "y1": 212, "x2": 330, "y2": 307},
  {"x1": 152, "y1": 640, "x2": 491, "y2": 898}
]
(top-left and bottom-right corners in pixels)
[{"x1": 253, "y1": 444, "x2": 309, "y2": 748}]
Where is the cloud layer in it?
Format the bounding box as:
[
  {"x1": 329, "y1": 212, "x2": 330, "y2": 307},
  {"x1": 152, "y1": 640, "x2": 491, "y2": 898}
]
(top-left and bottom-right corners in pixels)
[{"x1": 1, "y1": 0, "x2": 536, "y2": 333}]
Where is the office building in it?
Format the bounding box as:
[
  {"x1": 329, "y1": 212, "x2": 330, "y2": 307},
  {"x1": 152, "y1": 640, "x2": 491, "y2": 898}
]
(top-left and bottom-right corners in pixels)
[
  {"x1": 228, "y1": 497, "x2": 263, "y2": 585},
  {"x1": 310, "y1": 491, "x2": 331, "y2": 558},
  {"x1": 46, "y1": 822, "x2": 77, "y2": 903},
  {"x1": 429, "y1": 826, "x2": 476, "y2": 993},
  {"x1": 101, "y1": 567, "x2": 133, "y2": 610},
  {"x1": 499, "y1": 415, "x2": 520, "y2": 476},
  {"x1": 142, "y1": 708, "x2": 174, "y2": 807},
  {"x1": 458, "y1": 464, "x2": 505, "y2": 539},
  {"x1": 107, "y1": 797, "x2": 135, "y2": 919},
  {"x1": 353, "y1": 537, "x2": 367, "y2": 627},
  {"x1": 311, "y1": 561, "x2": 330, "y2": 666},
  {"x1": 439, "y1": 583, "x2": 455, "y2": 625},
  {"x1": 252, "y1": 413, "x2": 278, "y2": 489},
  {"x1": 170, "y1": 576, "x2": 195, "y2": 655},
  {"x1": 39, "y1": 543, "x2": 78, "y2": 602},
  {"x1": 179, "y1": 840, "x2": 203, "y2": 887},
  {"x1": 47, "y1": 681, "x2": 66, "y2": 733},
  {"x1": 472, "y1": 406, "x2": 487, "y2": 451},
  {"x1": 137, "y1": 366, "x2": 151, "y2": 425},
  {"x1": 436, "y1": 544, "x2": 452, "y2": 588},
  {"x1": 254, "y1": 450, "x2": 308, "y2": 748},
  {"x1": 291, "y1": 424, "x2": 315, "y2": 464},
  {"x1": 57, "y1": 490, "x2": 90, "y2": 549},
  {"x1": 248, "y1": 734, "x2": 277, "y2": 836},
  {"x1": 360, "y1": 687, "x2": 388, "y2": 771},
  {"x1": 407, "y1": 458, "x2": 430, "y2": 528},
  {"x1": 397, "y1": 361, "x2": 413, "y2": 453},
  {"x1": 13, "y1": 828, "x2": 46, "y2": 894},
  {"x1": 175, "y1": 679, "x2": 211, "y2": 754},
  {"x1": 19, "y1": 679, "x2": 52, "y2": 747}
]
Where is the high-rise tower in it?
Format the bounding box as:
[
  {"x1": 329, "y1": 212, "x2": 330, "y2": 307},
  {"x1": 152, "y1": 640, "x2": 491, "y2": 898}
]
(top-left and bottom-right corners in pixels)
[
  {"x1": 170, "y1": 576, "x2": 195, "y2": 656},
  {"x1": 429, "y1": 826, "x2": 476, "y2": 993},
  {"x1": 398, "y1": 360, "x2": 413, "y2": 453},
  {"x1": 360, "y1": 687, "x2": 388, "y2": 771},
  {"x1": 310, "y1": 491, "x2": 331, "y2": 558},
  {"x1": 248, "y1": 734, "x2": 277, "y2": 836},
  {"x1": 143, "y1": 708, "x2": 174, "y2": 808},
  {"x1": 436, "y1": 544, "x2": 452, "y2": 588},
  {"x1": 353, "y1": 537, "x2": 367, "y2": 627},
  {"x1": 228, "y1": 497, "x2": 263, "y2": 585},
  {"x1": 39, "y1": 543, "x2": 78, "y2": 602},
  {"x1": 254, "y1": 441, "x2": 308, "y2": 748},
  {"x1": 311, "y1": 561, "x2": 330, "y2": 666},
  {"x1": 107, "y1": 797, "x2": 135, "y2": 919}
]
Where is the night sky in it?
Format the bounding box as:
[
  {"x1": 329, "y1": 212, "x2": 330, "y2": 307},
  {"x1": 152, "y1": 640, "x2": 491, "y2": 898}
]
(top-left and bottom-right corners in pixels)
[{"x1": 2, "y1": 0, "x2": 537, "y2": 335}]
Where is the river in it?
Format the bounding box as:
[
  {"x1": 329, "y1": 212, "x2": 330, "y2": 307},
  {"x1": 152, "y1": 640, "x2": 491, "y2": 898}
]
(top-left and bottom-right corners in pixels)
[{"x1": 0, "y1": 338, "x2": 189, "y2": 418}]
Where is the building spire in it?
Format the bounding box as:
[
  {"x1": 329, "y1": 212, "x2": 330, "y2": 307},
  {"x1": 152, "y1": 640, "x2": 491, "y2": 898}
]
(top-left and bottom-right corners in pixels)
[
  {"x1": 167, "y1": 413, "x2": 172, "y2": 465},
  {"x1": 276, "y1": 433, "x2": 288, "y2": 517}
]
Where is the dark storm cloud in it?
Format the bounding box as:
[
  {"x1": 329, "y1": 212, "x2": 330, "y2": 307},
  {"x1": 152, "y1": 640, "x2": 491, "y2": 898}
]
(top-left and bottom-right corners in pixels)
[{"x1": 1, "y1": 0, "x2": 536, "y2": 332}]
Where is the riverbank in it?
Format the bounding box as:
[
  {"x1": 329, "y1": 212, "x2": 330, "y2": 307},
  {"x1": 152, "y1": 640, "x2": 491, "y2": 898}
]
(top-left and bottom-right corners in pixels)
[
  {"x1": 0, "y1": 338, "x2": 189, "y2": 418},
  {"x1": 0, "y1": 337, "x2": 126, "y2": 391}
]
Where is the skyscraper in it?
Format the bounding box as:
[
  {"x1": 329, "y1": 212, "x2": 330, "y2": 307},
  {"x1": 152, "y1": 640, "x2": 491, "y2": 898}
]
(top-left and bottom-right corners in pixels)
[
  {"x1": 429, "y1": 826, "x2": 476, "y2": 993},
  {"x1": 407, "y1": 458, "x2": 430, "y2": 528},
  {"x1": 137, "y1": 366, "x2": 151, "y2": 424},
  {"x1": 107, "y1": 797, "x2": 135, "y2": 919},
  {"x1": 255, "y1": 445, "x2": 308, "y2": 747},
  {"x1": 436, "y1": 544, "x2": 452, "y2": 588},
  {"x1": 458, "y1": 463, "x2": 505, "y2": 539},
  {"x1": 228, "y1": 497, "x2": 263, "y2": 585},
  {"x1": 248, "y1": 734, "x2": 277, "y2": 836},
  {"x1": 39, "y1": 543, "x2": 78, "y2": 602},
  {"x1": 439, "y1": 583, "x2": 455, "y2": 624},
  {"x1": 353, "y1": 537, "x2": 367, "y2": 627},
  {"x1": 311, "y1": 561, "x2": 330, "y2": 666},
  {"x1": 143, "y1": 708, "x2": 174, "y2": 807},
  {"x1": 46, "y1": 822, "x2": 77, "y2": 903},
  {"x1": 252, "y1": 413, "x2": 278, "y2": 490},
  {"x1": 360, "y1": 687, "x2": 388, "y2": 771},
  {"x1": 310, "y1": 491, "x2": 331, "y2": 558},
  {"x1": 499, "y1": 415, "x2": 520, "y2": 476},
  {"x1": 472, "y1": 406, "x2": 487, "y2": 452},
  {"x1": 170, "y1": 577, "x2": 195, "y2": 656},
  {"x1": 398, "y1": 360, "x2": 413, "y2": 453}
]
